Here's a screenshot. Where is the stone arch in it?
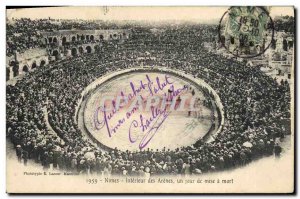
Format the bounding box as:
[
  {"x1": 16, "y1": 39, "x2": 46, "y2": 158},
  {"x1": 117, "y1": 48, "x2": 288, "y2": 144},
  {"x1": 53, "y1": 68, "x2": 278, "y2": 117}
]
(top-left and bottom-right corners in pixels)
[
  {"x1": 23, "y1": 65, "x2": 29, "y2": 72},
  {"x1": 99, "y1": 35, "x2": 104, "y2": 40},
  {"x1": 288, "y1": 40, "x2": 293, "y2": 49},
  {"x1": 48, "y1": 37, "x2": 53, "y2": 43},
  {"x1": 52, "y1": 50, "x2": 59, "y2": 56},
  {"x1": 81, "y1": 35, "x2": 85, "y2": 40},
  {"x1": 31, "y1": 61, "x2": 37, "y2": 69},
  {"x1": 113, "y1": 34, "x2": 117, "y2": 39},
  {"x1": 79, "y1": 46, "x2": 84, "y2": 54},
  {"x1": 90, "y1": 35, "x2": 94, "y2": 41},
  {"x1": 62, "y1": 36, "x2": 67, "y2": 44},
  {"x1": 86, "y1": 35, "x2": 90, "y2": 41},
  {"x1": 53, "y1": 37, "x2": 58, "y2": 43},
  {"x1": 86, "y1": 46, "x2": 92, "y2": 54},
  {"x1": 40, "y1": 60, "x2": 46, "y2": 67},
  {"x1": 72, "y1": 36, "x2": 76, "y2": 42},
  {"x1": 71, "y1": 48, "x2": 78, "y2": 56},
  {"x1": 52, "y1": 50, "x2": 59, "y2": 60}
]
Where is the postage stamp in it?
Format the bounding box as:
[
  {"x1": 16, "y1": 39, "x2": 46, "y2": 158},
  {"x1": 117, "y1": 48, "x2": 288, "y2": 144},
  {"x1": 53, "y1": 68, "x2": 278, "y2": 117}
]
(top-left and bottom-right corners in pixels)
[{"x1": 218, "y1": 6, "x2": 275, "y2": 58}]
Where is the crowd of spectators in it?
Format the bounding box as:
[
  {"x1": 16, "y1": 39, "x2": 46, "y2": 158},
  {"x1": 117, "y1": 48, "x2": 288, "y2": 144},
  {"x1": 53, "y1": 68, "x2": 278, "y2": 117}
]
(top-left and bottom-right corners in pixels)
[
  {"x1": 7, "y1": 24, "x2": 291, "y2": 176},
  {"x1": 6, "y1": 18, "x2": 132, "y2": 56}
]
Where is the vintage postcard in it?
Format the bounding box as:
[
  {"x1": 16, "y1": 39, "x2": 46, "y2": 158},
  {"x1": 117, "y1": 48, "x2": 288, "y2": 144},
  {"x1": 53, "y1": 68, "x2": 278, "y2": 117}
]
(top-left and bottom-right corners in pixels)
[{"x1": 6, "y1": 6, "x2": 295, "y2": 193}]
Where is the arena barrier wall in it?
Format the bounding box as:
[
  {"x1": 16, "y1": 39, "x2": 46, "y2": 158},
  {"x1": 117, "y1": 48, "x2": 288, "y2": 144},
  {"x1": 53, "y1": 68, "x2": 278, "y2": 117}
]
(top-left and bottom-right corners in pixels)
[{"x1": 75, "y1": 66, "x2": 225, "y2": 150}]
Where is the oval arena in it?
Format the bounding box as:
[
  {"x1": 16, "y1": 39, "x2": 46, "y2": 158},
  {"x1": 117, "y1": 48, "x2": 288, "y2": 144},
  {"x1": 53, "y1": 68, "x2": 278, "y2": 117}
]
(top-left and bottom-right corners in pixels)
[
  {"x1": 77, "y1": 67, "x2": 224, "y2": 151},
  {"x1": 6, "y1": 18, "x2": 291, "y2": 176}
]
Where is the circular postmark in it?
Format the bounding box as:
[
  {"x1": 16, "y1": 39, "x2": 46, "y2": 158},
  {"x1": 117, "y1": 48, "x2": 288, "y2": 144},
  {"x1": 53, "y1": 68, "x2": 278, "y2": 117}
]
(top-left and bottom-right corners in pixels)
[{"x1": 218, "y1": 6, "x2": 274, "y2": 58}]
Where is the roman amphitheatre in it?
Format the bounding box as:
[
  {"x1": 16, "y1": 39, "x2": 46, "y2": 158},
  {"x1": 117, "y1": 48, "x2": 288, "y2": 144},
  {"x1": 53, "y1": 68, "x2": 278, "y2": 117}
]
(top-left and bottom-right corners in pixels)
[{"x1": 6, "y1": 16, "x2": 292, "y2": 176}]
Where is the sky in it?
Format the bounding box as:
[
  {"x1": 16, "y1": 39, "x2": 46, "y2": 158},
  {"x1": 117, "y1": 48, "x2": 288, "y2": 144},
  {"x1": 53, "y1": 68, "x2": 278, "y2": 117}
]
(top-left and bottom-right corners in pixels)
[{"x1": 6, "y1": 6, "x2": 294, "y2": 23}]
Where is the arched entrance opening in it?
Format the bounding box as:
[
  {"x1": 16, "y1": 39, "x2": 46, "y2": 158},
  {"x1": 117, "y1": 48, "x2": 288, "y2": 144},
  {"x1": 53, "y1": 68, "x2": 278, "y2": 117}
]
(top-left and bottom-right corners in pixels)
[
  {"x1": 23, "y1": 65, "x2": 29, "y2": 72},
  {"x1": 40, "y1": 60, "x2": 46, "y2": 67},
  {"x1": 48, "y1": 37, "x2": 53, "y2": 43},
  {"x1": 62, "y1": 37, "x2": 67, "y2": 44},
  {"x1": 99, "y1": 35, "x2": 104, "y2": 40},
  {"x1": 86, "y1": 46, "x2": 92, "y2": 54},
  {"x1": 79, "y1": 46, "x2": 84, "y2": 54},
  {"x1": 52, "y1": 50, "x2": 59, "y2": 60},
  {"x1": 72, "y1": 36, "x2": 76, "y2": 42},
  {"x1": 90, "y1": 35, "x2": 94, "y2": 41},
  {"x1": 32, "y1": 62, "x2": 37, "y2": 69},
  {"x1": 71, "y1": 48, "x2": 78, "y2": 56},
  {"x1": 86, "y1": 35, "x2": 90, "y2": 41},
  {"x1": 113, "y1": 34, "x2": 117, "y2": 39},
  {"x1": 81, "y1": 35, "x2": 85, "y2": 41},
  {"x1": 288, "y1": 40, "x2": 293, "y2": 49},
  {"x1": 53, "y1": 37, "x2": 58, "y2": 43}
]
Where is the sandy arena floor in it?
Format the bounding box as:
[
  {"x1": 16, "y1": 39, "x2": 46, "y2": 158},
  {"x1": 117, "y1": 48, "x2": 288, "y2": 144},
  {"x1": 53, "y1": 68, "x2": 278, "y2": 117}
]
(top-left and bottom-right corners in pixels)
[{"x1": 83, "y1": 72, "x2": 215, "y2": 151}]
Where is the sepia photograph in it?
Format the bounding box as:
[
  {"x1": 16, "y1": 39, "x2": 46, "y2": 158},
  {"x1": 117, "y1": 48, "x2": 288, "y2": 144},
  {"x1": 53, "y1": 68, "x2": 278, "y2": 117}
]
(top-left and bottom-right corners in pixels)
[{"x1": 5, "y1": 5, "x2": 295, "y2": 194}]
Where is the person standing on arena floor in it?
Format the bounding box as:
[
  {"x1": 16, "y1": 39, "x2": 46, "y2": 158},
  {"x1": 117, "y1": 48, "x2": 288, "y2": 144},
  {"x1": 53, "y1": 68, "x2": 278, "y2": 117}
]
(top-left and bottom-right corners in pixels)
[
  {"x1": 16, "y1": 145, "x2": 22, "y2": 163},
  {"x1": 22, "y1": 150, "x2": 28, "y2": 166},
  {"x1": 274, "y1": 143, "x2": 282, "y2": 158}
]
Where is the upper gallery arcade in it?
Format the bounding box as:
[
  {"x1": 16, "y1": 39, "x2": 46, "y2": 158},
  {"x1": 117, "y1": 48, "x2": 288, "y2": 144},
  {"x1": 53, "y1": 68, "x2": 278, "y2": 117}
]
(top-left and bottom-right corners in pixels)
[{"x1": 6, "y1": 29, "x2": 131, "y2": 81}]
